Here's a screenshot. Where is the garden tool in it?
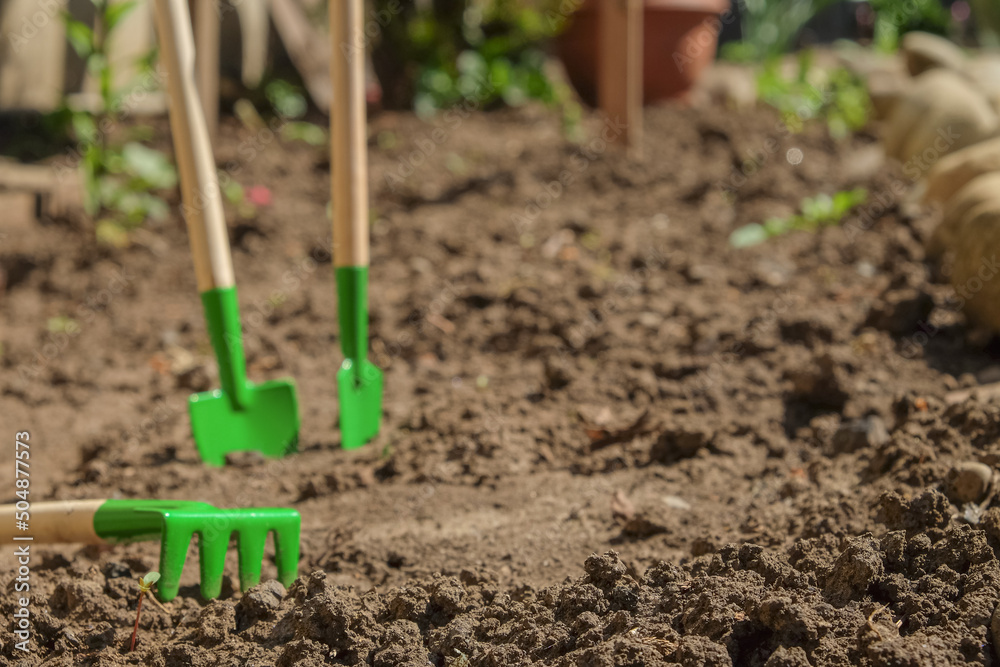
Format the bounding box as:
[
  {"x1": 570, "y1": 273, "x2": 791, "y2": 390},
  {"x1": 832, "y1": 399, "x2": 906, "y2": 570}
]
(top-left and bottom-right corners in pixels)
[
  {"x1": 0, "y1": 500, "x2": 300, "y2": 601},
  {"x1": 154, "y1": 0, "x2": 299, "y2": 465},
  {"x1": 330, "y1": 0, "x2": 383, "y2": 450}
]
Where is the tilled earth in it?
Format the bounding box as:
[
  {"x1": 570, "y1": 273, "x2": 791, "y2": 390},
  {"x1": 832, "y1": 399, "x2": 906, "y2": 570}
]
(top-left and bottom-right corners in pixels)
[{"x1": 3, "y1": 102, "x2": 1000, "y2": 666}]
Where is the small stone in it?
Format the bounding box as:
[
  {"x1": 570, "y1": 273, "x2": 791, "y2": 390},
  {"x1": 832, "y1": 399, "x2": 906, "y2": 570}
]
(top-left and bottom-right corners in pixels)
[
  {"x1": 830, "y1": 416, "x2": 889, "y2": 454},
  {"x1": 855, "y1": 261, "x2": 876, "y2": 278},
  {"x1": 946, "y1": 462, "x2": 994, "y2": 504},
  {"x1": 901, "y1": 31, "x2": 966, "y2": 76},
  {"x1": 663, "y1": 495, "x2": 691, "y2": 511},
  {"x1": 637, "y1": 311, "x2": 662, "y2": 328}
]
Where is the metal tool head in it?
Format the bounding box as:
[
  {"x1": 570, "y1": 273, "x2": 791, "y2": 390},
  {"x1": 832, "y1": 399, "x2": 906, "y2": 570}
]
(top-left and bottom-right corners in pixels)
[
  {"x1": 189, "y1": 379, "x2": 300, "y2": 466},
  {"x1": 337, "y1": 358, "x2": 383, "y2": 450},
  {"x1": 95, "y1": 500, "x2": 300, "y2": 601}
]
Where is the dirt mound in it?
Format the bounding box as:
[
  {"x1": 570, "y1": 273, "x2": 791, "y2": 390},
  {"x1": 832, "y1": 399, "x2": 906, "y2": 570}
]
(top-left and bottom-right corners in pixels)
[{"x1": 8, "y1": 531, "x2": 998, "y2": 666}]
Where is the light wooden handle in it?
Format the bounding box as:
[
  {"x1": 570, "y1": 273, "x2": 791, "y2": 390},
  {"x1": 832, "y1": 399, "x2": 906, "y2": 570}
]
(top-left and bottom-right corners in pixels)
[
  {"x1": 155, "y1": 0, "x2": 233, "y2": 291},
  {"x1": 330, "y1": 0, "x2": 369, "y2": 268},
  {"x1": 0, "y1": 500, "x2": 105, "y2": 544},
  {"x1": 191, "y1": 0, "x2": 220, "y2": 145}
]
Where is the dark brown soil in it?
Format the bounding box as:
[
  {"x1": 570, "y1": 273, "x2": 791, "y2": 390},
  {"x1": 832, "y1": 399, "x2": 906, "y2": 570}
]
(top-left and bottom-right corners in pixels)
[{"x1": 4, "y1": 103, "x2": 1000, "y2": 666}]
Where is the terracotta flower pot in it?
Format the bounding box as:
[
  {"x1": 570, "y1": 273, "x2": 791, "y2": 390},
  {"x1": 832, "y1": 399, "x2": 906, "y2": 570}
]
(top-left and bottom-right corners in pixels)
[{"x1": 555, "y1": 0, "x2": 732, "y2": 105}]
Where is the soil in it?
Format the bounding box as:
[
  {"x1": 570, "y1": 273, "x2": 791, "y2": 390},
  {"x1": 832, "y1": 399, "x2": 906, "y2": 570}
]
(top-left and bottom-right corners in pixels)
[{"x1": 4, "y1": 102, "x2": 1000, "y2": 666}]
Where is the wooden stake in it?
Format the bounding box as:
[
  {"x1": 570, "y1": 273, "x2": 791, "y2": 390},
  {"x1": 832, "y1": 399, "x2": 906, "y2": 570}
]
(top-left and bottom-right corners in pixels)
[{"x1": 598, "y1": 0, "x2": 643, "y2": 158}]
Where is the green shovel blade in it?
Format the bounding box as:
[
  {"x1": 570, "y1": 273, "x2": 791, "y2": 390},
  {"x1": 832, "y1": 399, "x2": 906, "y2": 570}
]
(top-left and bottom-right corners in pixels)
[
  {"x1": 190, "y1": 379, "x2": 300, "y2": 466},
  {"x1": 336, "y1": 266, "x2": 383, "y2": 450},
  {"x1": 190, "y1": 287, "x2": 300, "y2": 466},
  {"x1": 337, "y1": 359, "x2": 383, "y2": 450}
]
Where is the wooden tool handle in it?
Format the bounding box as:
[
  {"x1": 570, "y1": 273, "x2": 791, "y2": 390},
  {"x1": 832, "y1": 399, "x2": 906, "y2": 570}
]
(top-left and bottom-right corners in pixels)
[
  {"x1": 330, "y1": 0, "x2": 369, "y2": 268},
  {"x1": 0, "y1": 500, "x2": 105, "y2": 544},
  {"x1": 191, "y1": 0, "x2": 220, "y2": 145},
  {"x1": 155, "y1": 0, "x2": 234, "y2": 291}
]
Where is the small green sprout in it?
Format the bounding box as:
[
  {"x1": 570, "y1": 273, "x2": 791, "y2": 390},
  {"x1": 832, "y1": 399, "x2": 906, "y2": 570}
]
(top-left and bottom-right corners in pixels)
[
  {"x1": 729, "y1": 188, "x2": 868, "y2": 248},
  {"x1": 128, "y1": 571, "x2": 159, "y2": 652}
]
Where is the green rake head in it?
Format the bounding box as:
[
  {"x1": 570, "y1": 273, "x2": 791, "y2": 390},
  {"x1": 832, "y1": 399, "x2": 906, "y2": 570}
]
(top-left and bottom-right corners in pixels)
[{"x1": 93, "y1": 500, "x2": 300, "y2": 601}]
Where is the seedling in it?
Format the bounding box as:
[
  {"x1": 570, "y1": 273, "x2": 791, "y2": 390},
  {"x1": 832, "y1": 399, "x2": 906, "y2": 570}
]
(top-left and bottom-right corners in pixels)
[
  {"x1": 730, "y1": 188, "x2": 868, "y2": 248},
  {"x1": 128, "y1": 571, "x2": 159, "y2": 652},
  {"x1": 59, "y1": 0, "x2": 177, "y2": 245}
]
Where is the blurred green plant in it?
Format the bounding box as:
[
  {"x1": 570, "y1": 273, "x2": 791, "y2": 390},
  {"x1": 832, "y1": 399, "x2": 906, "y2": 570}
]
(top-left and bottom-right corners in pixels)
[
  {"x1": 58, "y1": 0, "x2": 176, "y2": 245},
  {"x1": 721, "y1": 0, "x2": 840, "y2": 62},
  {"x1": 869, "y1": 0, "x2": 949, "y2": 52},
  {"x1": 371, "y1": 0, "x2": 580, "y2": 133},
  {"x1": 263, "y1": 80, "x2": 328, "y2": 146},
  {"x1": 756, "y1": 53, "x2": 870, "y2": 139},
  {"x1": 971, "y1": 0, "x2": 1000, "y2": 46},
  {"x1": 730, "y1": 187, "x2": 868, "y2": 247}
]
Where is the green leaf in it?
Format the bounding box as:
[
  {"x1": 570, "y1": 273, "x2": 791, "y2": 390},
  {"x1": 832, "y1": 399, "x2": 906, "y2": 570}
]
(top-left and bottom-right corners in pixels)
[
  {"x1": 764, "y1": 216, "x2": 794, "y2": 235},
  {"x1": 222, "y1": 180, "x2": 245, "y2": 205},
  {"x1": 280, "y1": 121, "x2": 327, "y2": 146},
  {"x1": 142, "y1": 571, "x2": 160, "y2": 586},
  {"x1": 800, "y1": 194, "x2": 833, "y2": 221},
  {"x1": 71, "y1": 112, "x2": 98, "y2": 144},
  {"x1": 265, "y1": 81, "x2": 307, "y2": 120},
  {"x1": 729, "y1": 223, "x2": 770, "y2": 248},
  {"x1": 104, "y1": 0, "x2": 137, "y2": 32},
  {"x1": 64, "y1": 16, "x2": 94, "y2": 59},
  {"x1": 832, "y1": 188, "x2": 868, "y2": 217},
  {"x1": 95, "y1": 219, "x2": 130, "y2": 247},
  {"x1": 120, "y1": 142, "x2": 177, "y2": 190}
]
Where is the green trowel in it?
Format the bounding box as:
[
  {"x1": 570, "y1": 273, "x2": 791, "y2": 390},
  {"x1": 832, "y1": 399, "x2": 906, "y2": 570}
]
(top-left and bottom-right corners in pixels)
[
  {"x1": 330, "y1": 0, "x2": 383, "y2": 450},
  {"x1": 154, "y1": 0, "x2": 299, "y2": 465},
  {"x1": 0, "y1": 499, "x2": 300, "y2": 601}
]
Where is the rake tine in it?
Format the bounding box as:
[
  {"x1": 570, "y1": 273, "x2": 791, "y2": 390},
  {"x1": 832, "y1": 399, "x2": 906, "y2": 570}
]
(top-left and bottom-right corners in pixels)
[
  {"x1": 273, "y1": 521, "x2": 301, "y2": 588},
  {"x1": 158, "y1": 524, "x2": 193, "y2": 601},
  {"x1": 198, "y1": 528, "x2": 232, "y2": 600},
  {"x1": 236, "y1": 526, "x2": 267, "y2": 592}
]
